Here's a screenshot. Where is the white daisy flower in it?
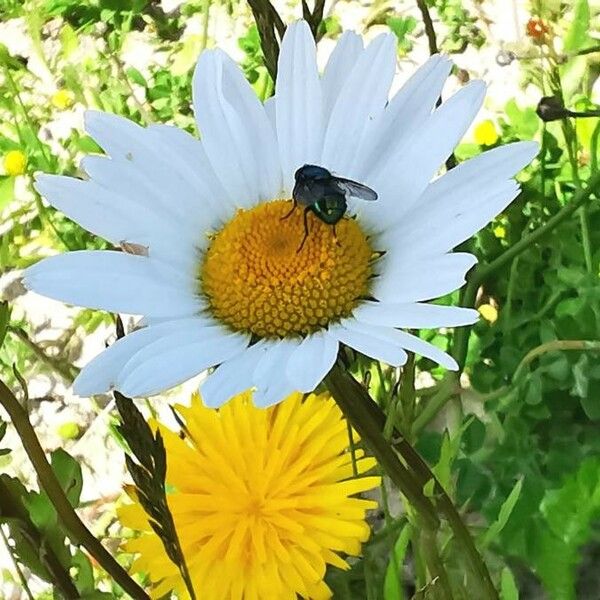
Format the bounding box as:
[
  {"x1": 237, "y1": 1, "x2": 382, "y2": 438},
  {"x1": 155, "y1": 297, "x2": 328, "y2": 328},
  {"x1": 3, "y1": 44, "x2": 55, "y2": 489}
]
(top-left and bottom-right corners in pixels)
[{"x1": 24, "y1": 21, "x2": 537, "y2": 408}]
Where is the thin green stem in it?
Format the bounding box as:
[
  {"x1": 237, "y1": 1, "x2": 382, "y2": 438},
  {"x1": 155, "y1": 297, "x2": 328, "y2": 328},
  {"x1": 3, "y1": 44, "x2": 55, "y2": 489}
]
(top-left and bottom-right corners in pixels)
[
  {"x1": 513, "y1": 340, "x2": 600, "y2": 381},
  {"x1": 111, "y1": 55, "x2": 153, "y2": 124},
  {"x1": 2, "y1": 65, "x2": 52, "y2": 171},
  {"x1": 413, "y1": 375, "x2": 457, "y2": 436},
  {"x1": 0, "y1": 526, "x2": 35, "y2": 600},
  {"x1": 0, "y1": 380, "x2": 150, "y2": 600},
  {"x1": 9, "y1": 326, "x2": 79, "y2": 383},
  {"x1": 475, "y1": 340, "x2": 600, "y2": 404},
  {"x1": 561, "y1": 118, "x2": 593, "y2": 273},
  {"x1": 422, "y1": 528, "x2": 454, "y2": 599},
  {"x1": 200, "y1": 0, "x2": 211, "y2": 51}
]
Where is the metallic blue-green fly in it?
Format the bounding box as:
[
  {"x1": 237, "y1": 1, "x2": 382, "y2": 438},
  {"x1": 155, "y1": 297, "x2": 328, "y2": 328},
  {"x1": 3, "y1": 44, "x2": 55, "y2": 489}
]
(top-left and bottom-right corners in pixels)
[{"x1": 283, "y1": 164, "x2": 378, "y2": 252}]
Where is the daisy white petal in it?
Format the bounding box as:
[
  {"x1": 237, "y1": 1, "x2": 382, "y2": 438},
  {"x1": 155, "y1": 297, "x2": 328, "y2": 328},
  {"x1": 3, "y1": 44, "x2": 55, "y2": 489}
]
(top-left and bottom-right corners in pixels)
[
  {"x1": 330, "y1": 320, "x2": 408, "y2": 367},
  {"x1": 388, "y1": 329, "x2": 458, "y2": 370},
  {"x1": 356, "y1": 54, "x2": 452, "y2": 180},
  {"x1": 286, "y1": 331, "x2": 339, "y2": 393},
  {"x1": 80, "y1": 155, "x2": 201, "y2": 234},
  {"x1": 200, "y1": 341, "x2": 270, "y2": 408},
  {"x1": 355, "y1": 301, "x2": 479, "y2": 329},
  {"x1": 73, "y1": 319, "x2": 210, "y2": 395},
  {"x1": 368, "y1": 80, "x2": 486, "y2": 223},
  {"x1": 193, "y1": 49, "x2": 281, "y2": 205},
  {"x1": 23, "y1": 251, "x2": 201, "y2": 317},
  {"x1": 382, "y1": 141, "x2": 538, "y2": 251},
  {"x1": 321, "y1": 33, "x2": 396, "y2": 176},
  {"x1": 146, "y1": 124, "x2": 234, "y2": 223},
  {"x1": 374, "y1": 253, "x2": 478, "y2": 302},
  {"x1": 253, "y1": 339, "x2": 300, "y2": 407},
  {"x1": 26, "y1": 22, "x2": 537, "y2": 404},
  {"x1": 321, "y1": 30, "x2": 364, "y2": 121},
  {"x1": 85, "y1": 112, "x2": 201, "y2": 222},
  {"x1": 118, "y1": 327, "x2": 250, "y2": 397},
  {"x1": 276, "y1": 20, "x2": 323, "y2": 191},
  {"x1": 34, "y1": 174, "x2": 162, "y2": 246}
]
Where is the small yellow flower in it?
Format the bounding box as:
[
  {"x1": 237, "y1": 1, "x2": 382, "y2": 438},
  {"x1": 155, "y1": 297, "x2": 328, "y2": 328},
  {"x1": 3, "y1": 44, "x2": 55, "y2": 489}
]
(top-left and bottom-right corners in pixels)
[
  {"x1": 51, "y1": 89, "x2": 74, "y2": 110},
  {"x1": 118, "y1": 391, "x2": 380, "y2": 599},
  {"x1": 3, "y1": 150, "x2": 27, "y2": 176},
  {"x1": 478, "y1": 303, "x2": 498, "y2": 324},
  {"x1": 474, "y1": 119, "x2": 499, "y2": 146},
  {"x1": 493, "y1": 224, "x2": 506, "y2": 239}
]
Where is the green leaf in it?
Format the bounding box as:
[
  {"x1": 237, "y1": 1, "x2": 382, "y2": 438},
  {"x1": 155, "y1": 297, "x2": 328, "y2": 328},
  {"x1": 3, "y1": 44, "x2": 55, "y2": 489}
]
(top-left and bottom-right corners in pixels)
[
  {"x1": 523, "y1": 373, "x2": 543, "y2": 405},
  {"x1": 500, "y1": 567, "x2": 519, "y2": 600},
  {"x1": 383, "y1": 524, "x2": 411, "y2": 600},
  {"x1": 580, "y1": 380, "x2": 600, "y2": 421},
  {"x1": 482, "y1": 478, "x2": 523, "y2": 548},
  {"x1": 59, "y1": 22, "x2": 78, "y2": 58},
  {"x1": 0, "y1": 177, "x2": 15, "y2": 212},
  {"x1": 50, "y1": 448, "x2": 83, "y2": 507},
  {"x1": 126, "y1": 66, "x2": 147, "y2": 87},
  {"x1": 563, "y1": 0, "x2": 591, "y2": 52},
  {"x1": 72, "y1": 549, "x2": 95, "y2": 594}
]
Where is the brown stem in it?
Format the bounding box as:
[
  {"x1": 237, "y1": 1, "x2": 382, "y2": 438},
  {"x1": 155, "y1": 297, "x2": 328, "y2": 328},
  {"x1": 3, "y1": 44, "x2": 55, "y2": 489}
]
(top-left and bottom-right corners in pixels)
[
  {"x1": 325, "y1": 364, "x2": 498, "y2": 599},
  {"x1": 0, "y1": 380, "x2": 150, "y2": 600},
  {"x1": 415, "y1": 0, "x2": 439, "y2": 54},
  {"x1": 246, "y1": 0, "x2": 286, "y2": 81}
]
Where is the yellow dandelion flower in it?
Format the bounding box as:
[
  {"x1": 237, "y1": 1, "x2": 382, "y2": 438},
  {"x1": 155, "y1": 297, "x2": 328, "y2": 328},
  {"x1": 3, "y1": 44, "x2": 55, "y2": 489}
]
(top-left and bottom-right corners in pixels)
[
  {"x1": 3, "y1": 150, "x2": 27, "y2": 176},
  {"x1": 51, "y1": 89, "x2": 74, "y2": 110},
  {"x1": 474, "y1": 119, "x2": 499, "y2": 146},
  {"x1": 118, "y1": 391, "x2": 380, "y2": 600},
  {"x1": 478, "y1": 303, "x2": 498, "y2": 324}
]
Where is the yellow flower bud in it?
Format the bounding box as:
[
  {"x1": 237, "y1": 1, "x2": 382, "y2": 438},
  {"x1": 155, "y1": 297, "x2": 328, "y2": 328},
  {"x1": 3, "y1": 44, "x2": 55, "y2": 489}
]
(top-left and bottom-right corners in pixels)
[
  {"x1": 51, "y1": 89, "x2": 74, "y2": 110},
  {"x1": 478, "y1": 303, "x2": 498, "y2": 324},
  {"x1": 493, "y1": 224, "x2": 506, "y2": 239},
  {"x1": 3, "y1": 150, "x2": 27, "y2": 176},
  {"x1": 474, "y1": 119, "x2": 499, "y2": 146}
]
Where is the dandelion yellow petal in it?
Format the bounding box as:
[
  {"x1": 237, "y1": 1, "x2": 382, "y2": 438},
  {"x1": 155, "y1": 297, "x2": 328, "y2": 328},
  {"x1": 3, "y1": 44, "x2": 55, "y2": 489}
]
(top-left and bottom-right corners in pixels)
[{"x1": 118, "y1": 390, "x2": 379, "y2": 599}]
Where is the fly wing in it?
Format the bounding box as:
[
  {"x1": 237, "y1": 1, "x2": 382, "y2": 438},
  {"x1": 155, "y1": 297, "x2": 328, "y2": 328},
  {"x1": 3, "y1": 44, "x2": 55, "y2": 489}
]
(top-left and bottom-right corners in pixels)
[{"x1": 333, "y1": 177, "x2": 378, "y2": 201}]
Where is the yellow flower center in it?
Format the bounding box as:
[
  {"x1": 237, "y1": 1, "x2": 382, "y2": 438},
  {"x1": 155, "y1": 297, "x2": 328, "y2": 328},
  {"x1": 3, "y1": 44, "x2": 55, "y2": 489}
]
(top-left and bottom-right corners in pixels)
[{"x1": 200, "y1": 200, "x2": 373, "y2": 338}]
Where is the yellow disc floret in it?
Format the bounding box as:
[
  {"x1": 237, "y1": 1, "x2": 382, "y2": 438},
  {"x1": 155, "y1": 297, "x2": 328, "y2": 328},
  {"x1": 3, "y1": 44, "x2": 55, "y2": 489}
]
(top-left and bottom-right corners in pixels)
[{"x1": 200, "y1": 200, "x2": 373, "y2": 338}]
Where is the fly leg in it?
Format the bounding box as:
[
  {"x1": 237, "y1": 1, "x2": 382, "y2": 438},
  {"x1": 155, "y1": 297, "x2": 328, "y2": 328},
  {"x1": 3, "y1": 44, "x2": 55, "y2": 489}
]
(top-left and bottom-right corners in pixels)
[
  {"x1": 296, "y1": 207, "x2": 311, "y2": 253},
  {"x1": 281, "y1": 199, "x2": 297, "y2": 220},
  {"x1": 332, "y1": 224, "x2": 341, "y2": 247}
]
